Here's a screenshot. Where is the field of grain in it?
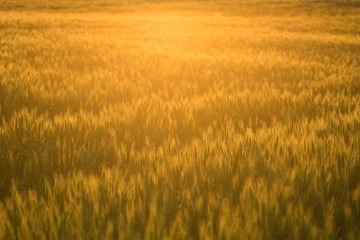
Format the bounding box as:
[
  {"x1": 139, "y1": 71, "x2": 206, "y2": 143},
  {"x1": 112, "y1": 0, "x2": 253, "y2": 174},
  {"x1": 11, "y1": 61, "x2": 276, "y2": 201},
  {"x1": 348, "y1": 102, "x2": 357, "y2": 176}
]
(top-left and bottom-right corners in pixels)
[{"x1": 0, "y1": 0, "x2": 360, "y2": 239}]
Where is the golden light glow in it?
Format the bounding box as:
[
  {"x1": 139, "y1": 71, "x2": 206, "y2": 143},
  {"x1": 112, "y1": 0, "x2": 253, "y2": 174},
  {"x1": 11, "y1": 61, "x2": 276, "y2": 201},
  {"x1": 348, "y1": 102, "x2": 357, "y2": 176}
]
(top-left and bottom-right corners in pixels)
[{"x1": 0, "y1": 0, "x2": 359, "y2": 239}]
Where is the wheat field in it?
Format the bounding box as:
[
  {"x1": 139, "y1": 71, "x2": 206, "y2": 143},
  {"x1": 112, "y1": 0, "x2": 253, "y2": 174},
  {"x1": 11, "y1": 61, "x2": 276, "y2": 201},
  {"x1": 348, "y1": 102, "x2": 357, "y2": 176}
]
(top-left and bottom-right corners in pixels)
[{"x1": 0, "y1": 0, "x2": 360, "y2": 239}]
